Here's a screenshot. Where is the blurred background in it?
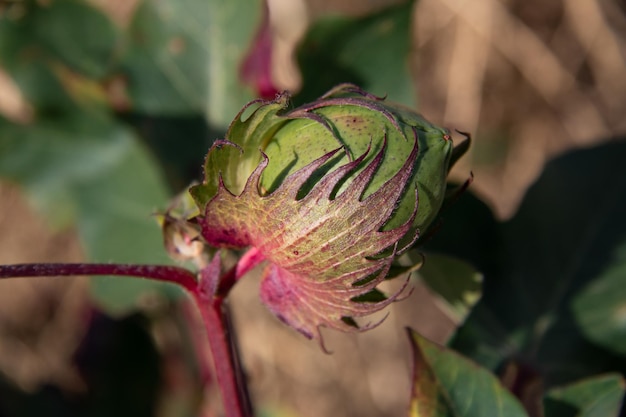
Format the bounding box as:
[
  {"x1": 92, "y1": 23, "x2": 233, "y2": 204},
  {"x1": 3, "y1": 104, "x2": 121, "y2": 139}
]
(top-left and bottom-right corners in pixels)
[{"x1": 0, "y1": 0, "x2": 625, "y2": 416}]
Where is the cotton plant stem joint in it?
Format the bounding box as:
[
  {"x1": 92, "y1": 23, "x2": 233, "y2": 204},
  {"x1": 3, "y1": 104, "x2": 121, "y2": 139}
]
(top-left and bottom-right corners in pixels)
[{"x1": 195, "y1": 253, "x2": 255, "y2": 417}]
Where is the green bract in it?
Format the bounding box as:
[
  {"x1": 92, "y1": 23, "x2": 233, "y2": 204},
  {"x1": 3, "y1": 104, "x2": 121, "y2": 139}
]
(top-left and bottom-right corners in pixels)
[{"x1": 189, "y1": 84, "x2": 468, "y2": 340}]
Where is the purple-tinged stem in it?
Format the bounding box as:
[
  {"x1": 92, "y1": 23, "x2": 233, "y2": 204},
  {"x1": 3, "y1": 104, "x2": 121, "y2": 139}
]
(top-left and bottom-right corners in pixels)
[
  {"x1": 0, "y1": 263, "x2": 198, "y2": 292},
  {"x1": 193, "y1": 294, "x2": 251, "y2": 417},
  {"x1": 0, "y1": 261, "x2": 253, "y2": 417}
]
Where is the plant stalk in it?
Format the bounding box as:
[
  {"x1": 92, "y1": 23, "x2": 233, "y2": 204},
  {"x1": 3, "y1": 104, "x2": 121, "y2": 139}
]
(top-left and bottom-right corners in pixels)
[{"x1": 193, "y1": 293, "x2": 252, "y2": 417}]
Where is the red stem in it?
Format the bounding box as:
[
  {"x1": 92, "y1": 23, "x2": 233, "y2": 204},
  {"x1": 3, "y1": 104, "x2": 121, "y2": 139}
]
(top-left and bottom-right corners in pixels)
[
  {"x1": 0, "y1": 260, "x2": 262, "y2": 417},
  {"x1": 193, "y1": 294, "x2": 251, "y2": 417},
  {"x1": 0, "y1": 263, "x2": 198, "y2": 292}
]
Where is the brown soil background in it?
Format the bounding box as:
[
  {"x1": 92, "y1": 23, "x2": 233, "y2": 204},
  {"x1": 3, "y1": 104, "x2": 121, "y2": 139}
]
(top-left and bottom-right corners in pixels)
[{"x1": 1, "y1": 0, "x2": 625, "y2": 416}]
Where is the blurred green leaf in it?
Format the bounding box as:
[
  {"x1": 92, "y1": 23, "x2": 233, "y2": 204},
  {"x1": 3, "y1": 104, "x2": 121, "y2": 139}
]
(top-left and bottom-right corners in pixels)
[
  {"x1": 0, "y1": 3, "x2": 184, "y2": 312},
  {"x1": 572, "y1": 257, "x2": 626, "y2": 356},
  {"x1": 120, "y1": 0, "x2": 209, "y2": 115},
  {"x1": 407, "y1": 328, "x2": 529, "y2": 417},
  {"x1": 544, "y1": 374, "x2": 625, "y2": 417},
  {"x1": 32, "y1": 0, "x2": 119, "y2": 79},
  {"x1": 416, "y1": 254, "x2": 483, "y2": 328},
  {"x1": 0, "y1": 111, "x2": 180, "y2": 313},
  {"x1": 1, "y1": 0, "x2": 119, "y2": 79},
  {"x1": 118, "y1": 0, "x2": 260, "y2": 124},
  {"x1": 295, "y1": 0, "x2": 416, "y2": 106},
  {"x1": 0, "y1": 20, "x2": 84, "y2": 111},
  {"x1": 428, "y1": 141, "x2": 626, "y2": 385}
]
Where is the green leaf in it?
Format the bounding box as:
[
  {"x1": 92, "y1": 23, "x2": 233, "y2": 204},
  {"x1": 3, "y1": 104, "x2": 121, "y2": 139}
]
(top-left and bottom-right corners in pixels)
[
  {"x1": 544, "y1": 374, "x2": 625, "y2": 417},
  {"x1": 430, "y1": 141, "x2": 626, "y2": 385},
  {"x1": 415, "y1": 253, "x2": 483, "y2": 328},
  {"x1": 118, "y1": 0, "x2": 261, "y2": 123},
  {"x1": 0, "y1": 112, "x2": 179, "y2": 313},
  {"x1": 119, "y1": 0, "x2": 210, "y2": 115},
  {"x1": 407, "y1": 328, "x2": 529, "y2": 417},
  {"x1": 295, "y1": 0, "x2": 417, "y2": 107},
  {"x1": 0, "y1": 20, "x2": 82, "y2": 111},
  {"x1": 572, "y1": 258, "x2": 626, "y2": 356},
  {"x1": 0, "y1": 0, "x2": 119, "y2": 80},
  {"x1": 31, "y1": 0, "x2": 119, "y2": 79}
]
